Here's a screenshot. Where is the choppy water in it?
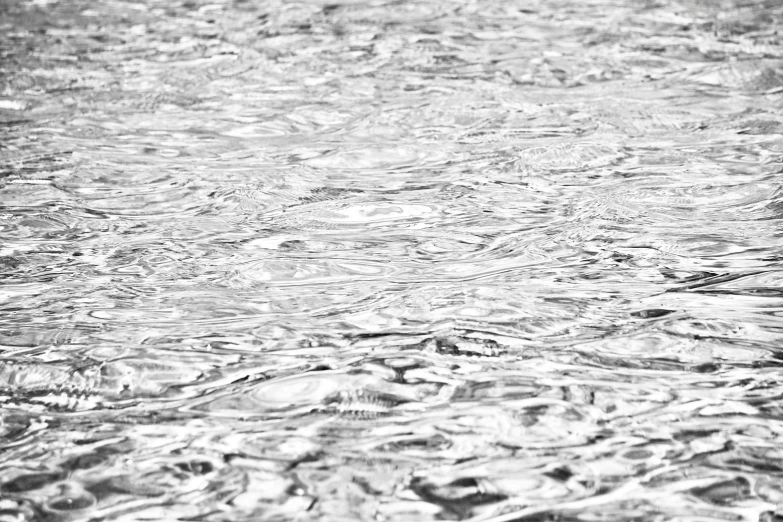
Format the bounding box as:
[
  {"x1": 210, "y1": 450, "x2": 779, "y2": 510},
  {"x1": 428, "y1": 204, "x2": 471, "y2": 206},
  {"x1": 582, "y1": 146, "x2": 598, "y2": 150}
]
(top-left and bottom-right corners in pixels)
[{"x1": 1, "y1": 0, "x2": 783, "y2": 520}]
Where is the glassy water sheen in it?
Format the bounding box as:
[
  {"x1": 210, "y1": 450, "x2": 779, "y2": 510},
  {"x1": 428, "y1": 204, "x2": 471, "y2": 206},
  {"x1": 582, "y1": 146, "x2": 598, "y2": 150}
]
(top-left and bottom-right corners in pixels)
[{"x1": 1, "y1": 0, "x2": 783, "y2": 520}]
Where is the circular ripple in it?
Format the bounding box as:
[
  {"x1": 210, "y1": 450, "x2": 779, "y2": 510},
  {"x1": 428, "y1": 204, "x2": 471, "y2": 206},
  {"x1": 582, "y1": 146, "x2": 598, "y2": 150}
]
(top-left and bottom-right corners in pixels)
[
  {"x1": 268, "y1": 201, "x2": 442, "y2": 231},
  {"x1": 304, "y1": 145, "x2": 450, "y2": 171},
  {"x1": 516, "y1": 142, "x2": 625, "y2": 172},
  {"x1": 193, "y1": 371, "x2": 389, "y2": 416},
  {"x1": 223, "y1": 257, "x2": 399, "y2": 288},
  {"x1": 53, "y1": 169, "x2": 207, "y2": 216},
  {"x1": 435, "y1": 401, "x2": 600, "y2": 451},
  {"x1": 686, "y1": 60, "x2": 783, "y2": 91}
]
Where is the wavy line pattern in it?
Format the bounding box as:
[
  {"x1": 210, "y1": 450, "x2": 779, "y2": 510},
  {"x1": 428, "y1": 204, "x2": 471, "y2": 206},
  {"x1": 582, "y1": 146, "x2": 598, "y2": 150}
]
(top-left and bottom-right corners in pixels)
[{"x1": 1, "y1": 0, "x2": 783, "y2": 520}]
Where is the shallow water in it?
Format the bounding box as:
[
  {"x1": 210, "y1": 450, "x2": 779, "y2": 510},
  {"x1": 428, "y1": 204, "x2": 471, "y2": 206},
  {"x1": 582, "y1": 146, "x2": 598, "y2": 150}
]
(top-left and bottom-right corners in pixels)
[{"x1": 1, "y1": 0, "x2": 783, "y2": 520}]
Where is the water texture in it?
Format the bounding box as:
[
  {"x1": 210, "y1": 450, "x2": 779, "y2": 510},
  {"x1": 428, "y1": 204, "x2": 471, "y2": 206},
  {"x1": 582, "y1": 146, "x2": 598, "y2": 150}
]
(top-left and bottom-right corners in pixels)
[{"x1": 1, "y1": 0, "x2": 783, "y2": 520}]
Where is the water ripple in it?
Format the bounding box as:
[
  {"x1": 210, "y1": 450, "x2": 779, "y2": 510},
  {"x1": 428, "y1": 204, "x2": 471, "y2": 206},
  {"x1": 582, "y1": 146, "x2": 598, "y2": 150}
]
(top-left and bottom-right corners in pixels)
[{"x1": 2, "y1": 0, "x2": 783, "y2": 520}]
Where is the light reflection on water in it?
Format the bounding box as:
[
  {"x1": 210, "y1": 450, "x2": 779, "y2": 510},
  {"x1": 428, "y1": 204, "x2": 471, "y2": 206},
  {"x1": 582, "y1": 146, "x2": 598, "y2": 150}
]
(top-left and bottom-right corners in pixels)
[{"x1": 1, "y1": 0, "x2": 783, "y2": 520}]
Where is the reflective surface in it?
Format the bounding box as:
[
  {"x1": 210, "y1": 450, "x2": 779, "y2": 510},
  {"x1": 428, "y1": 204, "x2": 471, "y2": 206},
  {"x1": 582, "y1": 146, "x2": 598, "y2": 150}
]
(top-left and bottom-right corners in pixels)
[{"x1": 1, "y1": 0, "x2": 783, "y2": 520}]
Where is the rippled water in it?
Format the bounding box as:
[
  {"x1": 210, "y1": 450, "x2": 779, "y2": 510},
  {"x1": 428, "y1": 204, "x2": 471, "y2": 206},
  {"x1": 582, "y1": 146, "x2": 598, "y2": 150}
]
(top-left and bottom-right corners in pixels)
[{"x1": 1, "y1": 0, "x2": 783, "y2": 520}]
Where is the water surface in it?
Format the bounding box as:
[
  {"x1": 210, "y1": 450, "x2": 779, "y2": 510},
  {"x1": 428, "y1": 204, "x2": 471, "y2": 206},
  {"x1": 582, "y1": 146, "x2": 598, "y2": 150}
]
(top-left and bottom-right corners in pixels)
[{"x1": 1, "y1": 0, "x2": 783, "y2": 520}]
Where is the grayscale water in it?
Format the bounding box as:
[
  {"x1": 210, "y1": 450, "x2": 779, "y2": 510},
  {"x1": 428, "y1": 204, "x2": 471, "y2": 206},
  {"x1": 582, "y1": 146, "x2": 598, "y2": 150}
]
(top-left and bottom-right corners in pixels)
[{"x1": 1, "y1": 0, "x2": 782, "y2": 520}]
